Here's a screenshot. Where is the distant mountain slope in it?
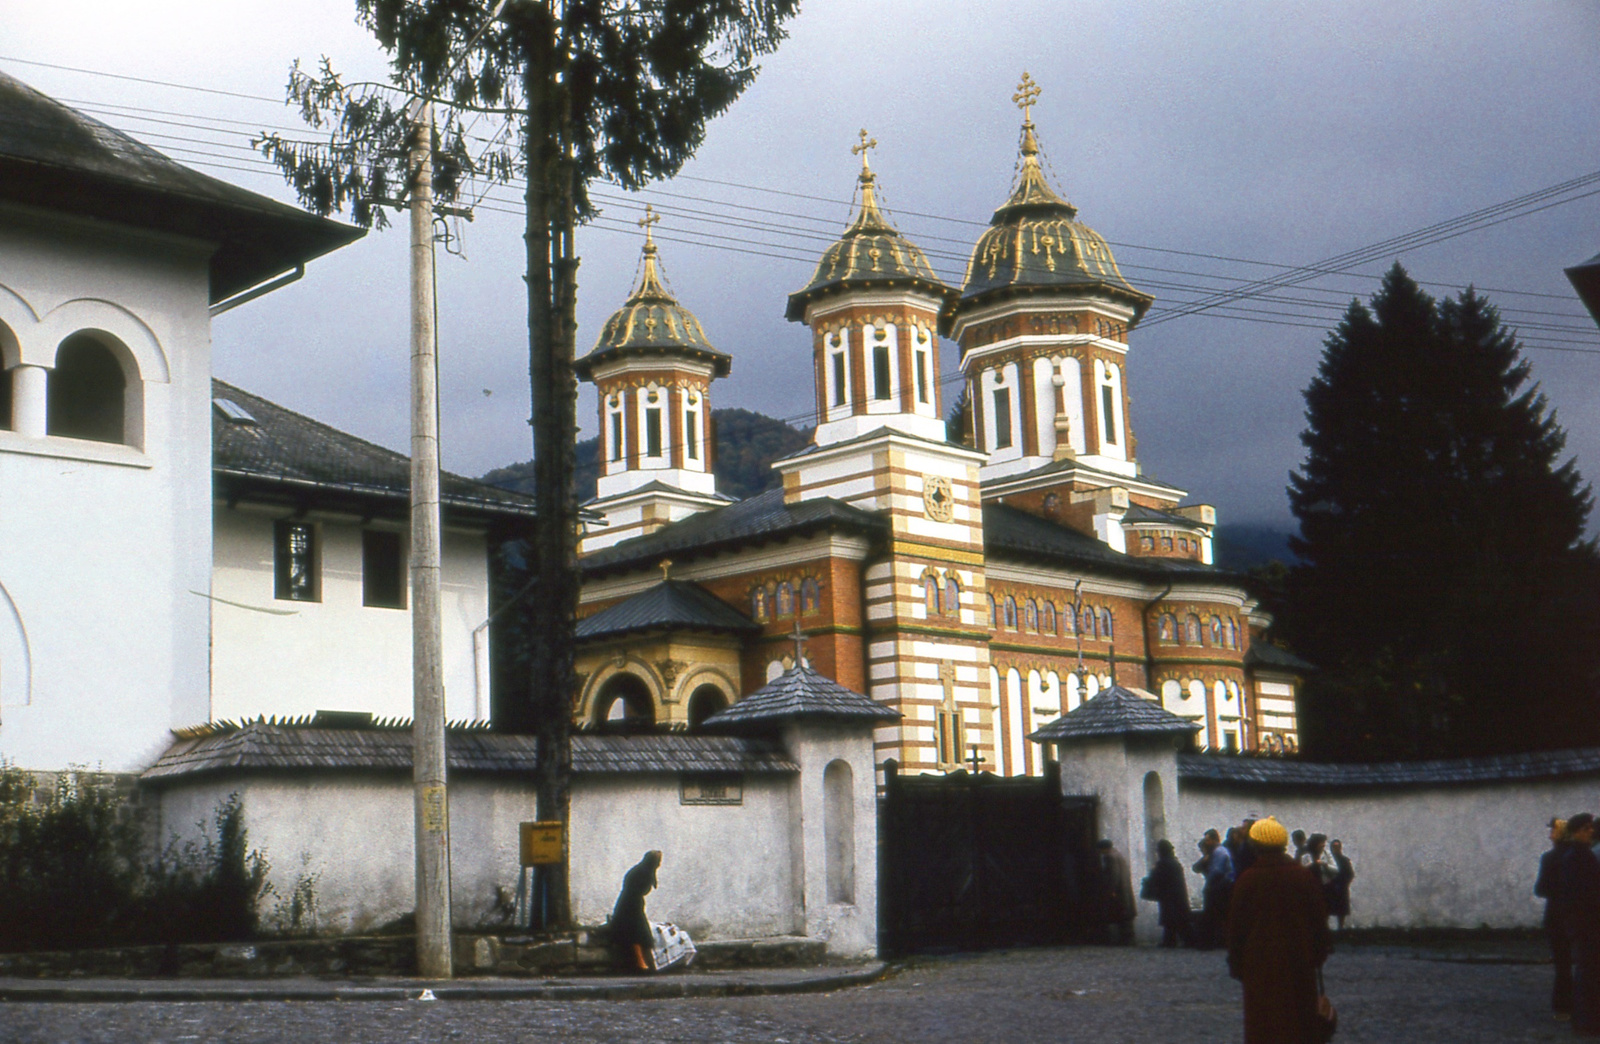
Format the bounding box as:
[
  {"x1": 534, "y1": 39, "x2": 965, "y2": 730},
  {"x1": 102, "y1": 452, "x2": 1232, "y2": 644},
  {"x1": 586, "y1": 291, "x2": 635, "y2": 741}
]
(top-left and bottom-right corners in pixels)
[
  {"x1": 1213, "y1": 523, "x2": 1298, "y2": 570},
  {"x1": 481, "y1": 408, "x2": 814, "y2": 503}
]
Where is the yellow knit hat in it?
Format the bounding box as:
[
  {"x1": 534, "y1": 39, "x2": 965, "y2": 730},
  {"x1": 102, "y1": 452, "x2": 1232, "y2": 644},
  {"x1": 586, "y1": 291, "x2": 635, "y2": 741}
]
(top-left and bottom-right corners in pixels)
[{"x1": 1248, "y1": 816, "x2": 1289, "y2": 848}]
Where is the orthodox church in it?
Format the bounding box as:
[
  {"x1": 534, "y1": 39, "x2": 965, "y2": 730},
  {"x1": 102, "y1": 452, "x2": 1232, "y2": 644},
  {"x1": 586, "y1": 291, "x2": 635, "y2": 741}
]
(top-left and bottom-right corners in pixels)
[{"x1": 572, "y1": 76, "x2": 1307, "y2": 780}]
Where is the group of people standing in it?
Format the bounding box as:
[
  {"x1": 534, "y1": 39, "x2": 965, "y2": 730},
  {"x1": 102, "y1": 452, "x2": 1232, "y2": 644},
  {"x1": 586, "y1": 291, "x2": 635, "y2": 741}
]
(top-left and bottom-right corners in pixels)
[
  {"x1": 1537, "y1": 814, "x2": 1600, "y2": 1036},
  {"x1": 1139, "y1": 815, "x2": 1355, "y2": 950}
]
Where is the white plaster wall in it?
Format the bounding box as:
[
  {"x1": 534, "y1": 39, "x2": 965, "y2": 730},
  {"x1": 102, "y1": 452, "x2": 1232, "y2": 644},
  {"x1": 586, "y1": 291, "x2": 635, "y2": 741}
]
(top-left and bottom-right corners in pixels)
[
  {"x1": 571, "y1": 774, "x2": 797, "y2": 940},
  {"x1": 155, "y1": 770, "x2": 802, "y2": 938},
  {"x1": 210, "y1": 510, "x2": 489, "y2": 723},
  {"x1": 0, "y1": 216, "x2": 213, "y2": 772},
  {"x1": 1173, "y1": 778, "x2": 1589, "y2": 930},
  {"x1": 782, "y1": 721, "x2": 881, "y2": 958}
]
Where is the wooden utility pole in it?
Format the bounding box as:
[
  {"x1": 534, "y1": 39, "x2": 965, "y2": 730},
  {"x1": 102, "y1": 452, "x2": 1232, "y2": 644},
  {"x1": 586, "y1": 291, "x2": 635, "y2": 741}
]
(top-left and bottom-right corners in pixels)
[{"x1": 408, "y1": 101, "x2": 453, "y2": 979}]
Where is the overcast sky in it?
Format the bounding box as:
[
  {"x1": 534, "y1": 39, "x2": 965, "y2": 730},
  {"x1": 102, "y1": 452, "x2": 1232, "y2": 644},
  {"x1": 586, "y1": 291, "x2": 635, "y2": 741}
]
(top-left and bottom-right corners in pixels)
[{"x1": 6, "y1": 1, "x2": 1600, "y2": 528}]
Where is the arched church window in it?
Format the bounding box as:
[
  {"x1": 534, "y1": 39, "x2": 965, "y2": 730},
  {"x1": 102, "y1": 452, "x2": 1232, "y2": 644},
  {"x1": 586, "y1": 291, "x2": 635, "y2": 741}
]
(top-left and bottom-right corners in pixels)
[
  {"x1": 988, "y1": 594, "x2": 998, "y2": 628},
  {"x1": 1003, "y1": 596, "x2": 1017, "y2": 630},
  {"x1": 751, "y1": 586, "x2": 768, "y2": 622},
  {"x1": 1100, "y1": 607, "x2": 1114, "y2": 640},
  {"x1": 644, "y1": 389, "x2": 663, "y2": 458},
  {"x1": 1162, "y1": 534, "x2": 1174, "y2": 552},
  {"x1": 1141, "y1": 534, "x2": 1154, "y2": 552},
  {"x1": 872, "y1": 339, "x2": 892, "y2": 401},
  {"x1": 1210, "y1": 615, "x2": 1223, "y2": 646},
  {"x1": 1081, "y1": 606, "x2": 1097, "y2": 639},
  {"x1": 48, "y1": 333, "x2": 127, "y2": 444},
  {"x1": 1186, "y1": 614, "x2": 1202, "y2": 645},
  {"x1": 684, "y1": 391, "x2": 700, "y2": 462},
  {"x1": 687, "y1": 684, "x2": 730, "y2": 731},
  {"x1": 1159, "y1": 613, "x2": 1176, "y2": 643},
  {"x1": 1043, "y1": 492, "x2": 1060, "y2": 518},
  {"x1": 1042, "y1": 601, "x2": 1056, "y2": 635},
  {"x1": 776, "y1": 581, "x2": 794, "y2": 618},
  {"x1": 1062, "y1": 603, "x2": 1075, "y2": 636},
  {"x1": 594, "y1": 673, "x2": 656, "y2": 733},
  {"x1": 924, "y1": 575, "x2": 939, "y2": 615},
  {"x1": 1025, "y1": 599, "x2": 1038, "y2": 632},
  {"x1": 801, "y1": 577, "x2": 821, "y2": 614},
  {"x1": 944, "y1": 577, "x2": 960, "y2": 618},
  {"x1": 607, "y1": 395, "x2": 623, "y2": 463}
]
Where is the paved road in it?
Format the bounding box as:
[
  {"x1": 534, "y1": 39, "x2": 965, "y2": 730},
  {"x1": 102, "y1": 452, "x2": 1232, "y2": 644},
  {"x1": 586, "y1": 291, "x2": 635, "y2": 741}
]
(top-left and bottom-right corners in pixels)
[{"x1": 0, "y1": 944, "x2": 1572, "y2": 1043}]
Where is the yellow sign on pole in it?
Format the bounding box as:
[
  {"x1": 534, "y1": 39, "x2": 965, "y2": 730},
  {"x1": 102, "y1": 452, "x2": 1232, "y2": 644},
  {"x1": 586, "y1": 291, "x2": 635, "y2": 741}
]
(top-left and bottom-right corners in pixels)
[{"x1": 520, "y1": 821, "x2": 563, "y2": 866}]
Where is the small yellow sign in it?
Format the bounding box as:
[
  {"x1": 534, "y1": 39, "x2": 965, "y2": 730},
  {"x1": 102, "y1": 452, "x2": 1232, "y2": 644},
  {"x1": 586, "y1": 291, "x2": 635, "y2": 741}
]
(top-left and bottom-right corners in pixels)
[
  {"x1": 420, "y1": 785, "x2": 448, "y2": 833},
  {"x1": 520, "y1": 821, "x2": 563, "y2": 866}
]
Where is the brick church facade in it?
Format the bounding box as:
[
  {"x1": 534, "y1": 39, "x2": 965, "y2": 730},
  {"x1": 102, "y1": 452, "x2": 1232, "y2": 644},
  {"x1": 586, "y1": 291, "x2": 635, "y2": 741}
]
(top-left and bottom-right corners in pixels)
[{"x1": 571, "y1": 77, "x2": 1306, "y2": 780}]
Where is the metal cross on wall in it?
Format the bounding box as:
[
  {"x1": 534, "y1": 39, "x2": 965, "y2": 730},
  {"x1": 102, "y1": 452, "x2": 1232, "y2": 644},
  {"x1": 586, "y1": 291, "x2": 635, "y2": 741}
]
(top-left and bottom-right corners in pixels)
[
  {"x1": 967, "y1": 744, "x2": 986, "y2": 774},
  {"x1": 790, "y1": 617, "x2": 807, "y2": 669}
]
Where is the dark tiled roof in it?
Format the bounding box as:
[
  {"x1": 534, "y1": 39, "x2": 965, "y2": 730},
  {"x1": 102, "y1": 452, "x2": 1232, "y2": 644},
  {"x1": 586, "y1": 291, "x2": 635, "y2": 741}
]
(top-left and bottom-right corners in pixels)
[
  {"x1": 581, "y1": 480, "x2": 734, "y2": 507},
  {"x1": 704, "y1": 664, "x2": 901, "y2": 728},
  {"x1": 0, "y1": 71, "x2": 361, "y2": 302},
  {"x1": 1029, "y1": 684, "x2": 1200, "y2": 741},
  {"x1": 1245, "y1": 643, "x2": 1317, "y2": 673},
  {"x1": 577, "y1": 580, "x2": 758, "y2": 641},
  {"x1": 142, "y1": 723, "x2": 796, "y2": 782},
  {"x1": 580, "y1": 488, "x2": 886, "y2": 576},
  {"x1": 983, "y1": 501, "x2": 1230, "y2": 581},
  {"x1": 1177, "y1": 748, "x2": 1600, "y2": 789},
  {"x1": 212, "y1": 380, "x2": 539, "y2": 522}
]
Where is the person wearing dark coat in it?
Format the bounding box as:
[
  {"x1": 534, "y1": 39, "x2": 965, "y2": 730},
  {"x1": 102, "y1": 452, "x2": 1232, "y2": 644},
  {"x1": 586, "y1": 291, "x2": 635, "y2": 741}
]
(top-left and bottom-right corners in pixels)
[
  {"x1": 1227, "y1": 816, "x2": 1332, "y2": 1044},
  {"x1": 611, "y1": 850, "x2": 662, "y2": 971},
  {"x1": 1096, "y1": 838, "x2": 1137, "y2": 945},
  {"x1": 1326, "y1": 839, "x2": 1355, "y2": 931},
  {"x1": 1538, "y1": 819, "x2": 1573, "y2": 1017},
  {"x1": 1145, "y1": 839, "x2": 1193, "y2": 947},
  {"x1": 1562, "y1": 814, "x2": 1600, "y2": 1035}
]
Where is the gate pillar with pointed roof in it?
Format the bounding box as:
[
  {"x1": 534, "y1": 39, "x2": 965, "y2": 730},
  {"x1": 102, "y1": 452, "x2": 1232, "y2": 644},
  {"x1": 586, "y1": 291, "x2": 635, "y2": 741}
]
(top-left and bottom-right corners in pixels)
[
  {"x1": 1030, "y1": 683, "x2": 1198, "y2": 941},
  {"x1": 705, "y1": 659, "x2": 900, "y2": 958}
]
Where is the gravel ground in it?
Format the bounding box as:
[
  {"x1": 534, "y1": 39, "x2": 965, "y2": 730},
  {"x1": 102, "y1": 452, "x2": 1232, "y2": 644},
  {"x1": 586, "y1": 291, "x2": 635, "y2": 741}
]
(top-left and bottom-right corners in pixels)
[{"x1": 0, "y1": 944, "x2": 1576, "y2": 1043}]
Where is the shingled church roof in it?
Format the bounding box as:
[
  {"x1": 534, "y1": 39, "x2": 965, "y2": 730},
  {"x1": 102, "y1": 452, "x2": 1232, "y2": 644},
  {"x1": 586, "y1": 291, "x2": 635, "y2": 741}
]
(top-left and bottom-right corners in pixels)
[
  {"x1": 1029, "y1": 684, "x2": 1200, "y2": 742},
  {"x1": 704, "y1": 663, "x2": 901, "y2": 729},
  {"x1": 577, "y1": 580, "x2": 758, "y2": 641}
]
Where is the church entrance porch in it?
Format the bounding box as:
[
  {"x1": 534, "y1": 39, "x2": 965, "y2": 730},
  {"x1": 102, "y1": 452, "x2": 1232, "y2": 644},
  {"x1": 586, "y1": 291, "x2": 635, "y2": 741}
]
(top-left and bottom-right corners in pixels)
[{"x1": 878, "y1": 760, "x2": 1100, "y2": 956}]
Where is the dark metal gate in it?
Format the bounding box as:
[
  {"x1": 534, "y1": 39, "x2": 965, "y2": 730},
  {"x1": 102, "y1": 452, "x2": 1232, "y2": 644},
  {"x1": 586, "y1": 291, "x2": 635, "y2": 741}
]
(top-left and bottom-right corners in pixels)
[{"x1": 878, "y1": 760, "x2": 1099, "y2": 955}]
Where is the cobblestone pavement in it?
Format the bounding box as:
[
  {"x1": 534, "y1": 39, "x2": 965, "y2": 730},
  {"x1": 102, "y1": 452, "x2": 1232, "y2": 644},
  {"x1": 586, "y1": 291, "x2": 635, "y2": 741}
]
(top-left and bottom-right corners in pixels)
[{"x1": 0, "y1": 944, "x2": 1577, "y2": 1043}]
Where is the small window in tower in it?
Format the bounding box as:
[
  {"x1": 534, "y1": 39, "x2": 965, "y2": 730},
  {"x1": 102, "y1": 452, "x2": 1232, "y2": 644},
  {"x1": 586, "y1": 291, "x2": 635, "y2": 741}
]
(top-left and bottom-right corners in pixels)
[
  {"x1": 685, "y1": 400, "x2": 699, "y2": 461},
  {"x1": 645, "y1": 394, "x2": 662, "y2": 459},
  {"x1": 0, "y1": 366, "x2": 12, "y2": 431},
  {"x1": 801, "y1": 577, "x2": 821, "y2": 614},
  {"x1": 1042, "y1": 600, "x2": 1056, "y2": 634},
  {"x1": 873, "y1": 341, "x2": 891, "y2": 401},
  {"x1": 1003, "y1": 596, "x2": 1017, "y2": 630},
  {"x1": 831, "y1": 352, "x2": 847, "y2": 407},
  {"x1": 1101, "y1": 382, "x2": 1117, "y2": 445},
  {"x1": 992, "y1": 388, "x2": 1013, "y2": 449},
  {"x1": 274, "y1": 520, "x2": 319, "y2": 602},
  {"x1": 610, "y1": 411, "x2": 623, "y2": 463},
  {"x1": 362, "y1": 529, "x2": 406, "y2": 609},
  {"x1": 915, "y1": 350, "x2": 929, "y2": 404},
  {"x1": 48, "y1": 334, "x2": 126, "y2": 444},
  {"x1": 924, "y1": 575, "x2": 939, "y2": 615},
  {"x1": 944, "y1": 577, "x2": 960, "y2": 618}
]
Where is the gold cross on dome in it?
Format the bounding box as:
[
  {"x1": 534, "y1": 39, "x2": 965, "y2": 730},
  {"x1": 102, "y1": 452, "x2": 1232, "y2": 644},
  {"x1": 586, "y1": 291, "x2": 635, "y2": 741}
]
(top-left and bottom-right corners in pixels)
[
  {"x1": 851, "y1": 128, "x2": 877, "y2": 172},
  {"x1": 638, "y1": 204, "x2": 660, "y2": 245},
  {"x1": 1013, "y1": 71, "x2": 1041, "y2": 121},
  {"x1": 658, "y1": 558, "x2": 672, "y2": 581}
]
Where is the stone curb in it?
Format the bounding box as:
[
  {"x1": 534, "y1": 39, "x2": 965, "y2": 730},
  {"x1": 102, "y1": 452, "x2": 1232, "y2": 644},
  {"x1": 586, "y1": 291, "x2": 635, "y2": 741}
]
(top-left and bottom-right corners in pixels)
[{"x1": 0, "y1": 962, "x2": 891, "y2": 1004}]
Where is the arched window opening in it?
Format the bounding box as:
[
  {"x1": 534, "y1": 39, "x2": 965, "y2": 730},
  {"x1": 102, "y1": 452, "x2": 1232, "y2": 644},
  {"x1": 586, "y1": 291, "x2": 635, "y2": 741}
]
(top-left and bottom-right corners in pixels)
[
  {"x1": 872, "y1": 339, "x2": 892, "y2": 401},
  {"x1": 924, "y1": 575, "x2": 939, "y2": 615},
  {"x1": 1062, "y1": 604, "x2": 1076, "y2": 636},
  {"x1": 1210, "y1": 615, "x2": 1223, "y2": 646},
  {"x1": 1025, "y1": 599, "x2": 1038, "y2": 632},
  {"x1": 1100, "y1": 607, "x2": 1114, "y2": 640},
  {"x1": 823, "y1": 760, "x2": 856, "y2": 904},
  {"x1": 1158, "y1": 613, "x2": 1176, "y2": 643},
  {"x1": 1003, "y1": 596, "x2": 1017, "y2": 630},
  {"x1": 801, "y1": 577, "x2": 821, "y2": 614},
  {"x1": 1141, "y1": 534, "x2": 1154, "y2": 552},
  {"x1": 1041, "y1": 601, "x2": 1056, "y2": 635},
  {"x1": 593, "y1": 673, "x2": 656, "y2": 733},
  {"x1": 1143, "y1": 771, "x2": 1167, "y2": 857},
  {"x1": 1066, "y1": 673, "x2": 1082, "y2": 711},
  {"x1": 48, "y1": 334, "x2": 127, "y2": 444},
  {"x1": 776, "y1": 581, "x2": 794, "y2": 618},
  {"x1": 0, "y1": 363, "x2": 12, "y2": 431},
  {"x1": 1081, "y1": 606, "x2": 1097, "y2": 639},
  {"x1": 643, "y1": 389, "x2": 663, "y2": 458},
  {"x1": 988, "y1": 594, "x2": 998, "y2": 628},
  {"x1": 1162, "y1": 534, "x2": 1174, "y2": 552},
  {"x1": 686, "y1": 684, "x2": 730, "y2": 731},
  {"x1": 944, "y1": 577, "x2": 960, "y2": 618},
  {"x1": 1185, "y1": 614, "x2": 1202, "y2": 645},
  {"x1": 751, "y1": 586, "x2": 768, "y2": 621}
]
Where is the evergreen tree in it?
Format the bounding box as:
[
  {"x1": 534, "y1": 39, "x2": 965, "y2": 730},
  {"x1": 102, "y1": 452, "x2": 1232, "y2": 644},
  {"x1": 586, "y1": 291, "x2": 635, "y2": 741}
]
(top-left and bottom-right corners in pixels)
[{"x1": 1281, "y1": 264, "x2": 1600, "y2": 760}]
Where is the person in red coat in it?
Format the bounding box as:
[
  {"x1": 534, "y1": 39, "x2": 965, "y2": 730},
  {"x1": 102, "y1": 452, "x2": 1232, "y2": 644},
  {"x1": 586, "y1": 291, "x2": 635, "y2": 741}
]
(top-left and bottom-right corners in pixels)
[{"x1": 1227, "y1": 816, "x2": 1333, "y2": 1044}]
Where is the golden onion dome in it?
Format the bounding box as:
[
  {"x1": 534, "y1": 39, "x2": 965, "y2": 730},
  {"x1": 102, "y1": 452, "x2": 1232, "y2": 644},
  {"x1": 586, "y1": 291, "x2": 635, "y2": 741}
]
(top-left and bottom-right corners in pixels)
[
  {"x1": 785, "y1": 132, "x2": 954, "y2": 323},
  {"x1": 576, "y1": 212, "x2": 731, "y2": 380},
  {"x1": 959, "y1": 75, "x2": 1152, "y2": 322}
]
